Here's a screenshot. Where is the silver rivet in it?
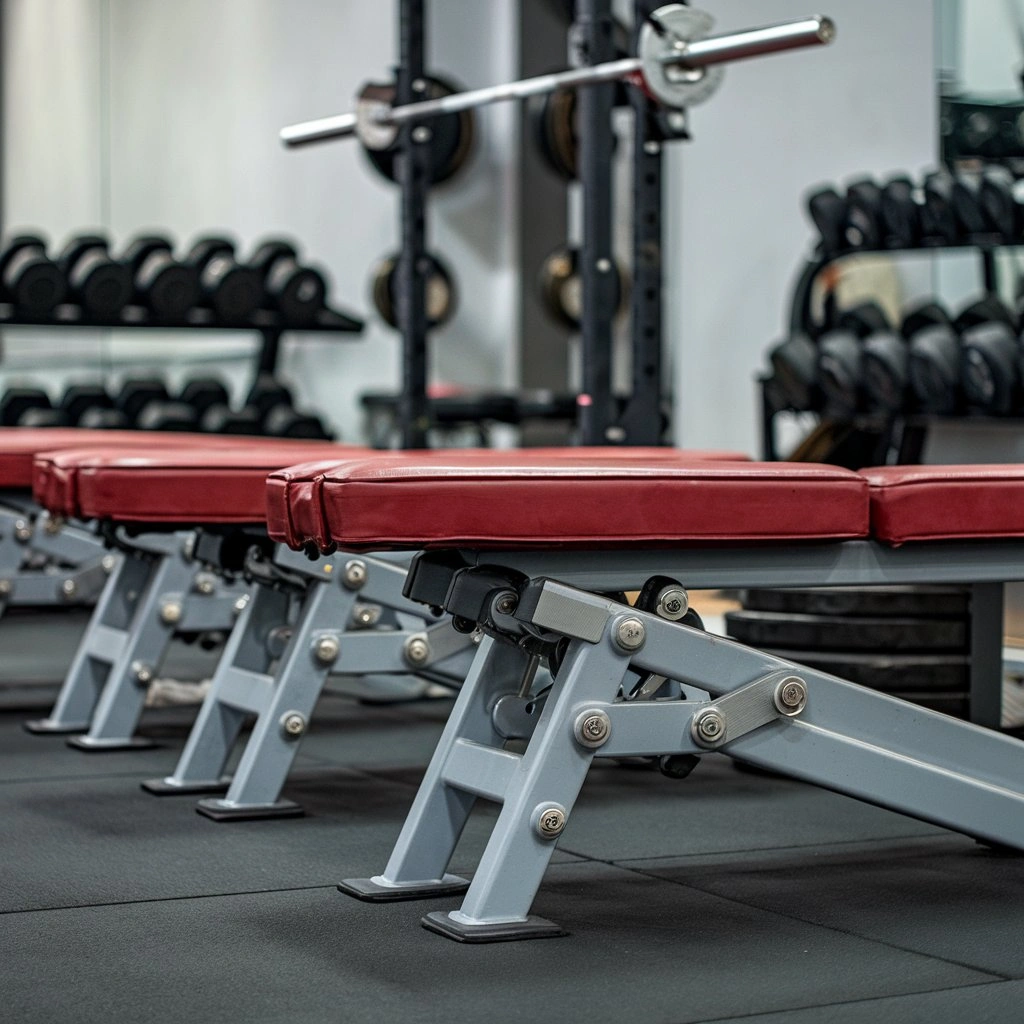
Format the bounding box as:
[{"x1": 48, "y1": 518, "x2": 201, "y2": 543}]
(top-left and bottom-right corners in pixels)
[
  {"x1": 314, "y1": 634, "x2": 340, "y2": 664},
  {"x1": 0, "y1": 579, "x2": 12, "y2": 596},
  {"x1": 643, "y1": 140, "x2": 661, "y2": 155},
  {"x1": 280, "y1": 711, "x2": 306, "y2": 738},
  {"x1": 101, "y1": 554, "x2": 117, "y2": 574},
  {"x1": 534, "y1": 803, "x2": 567, "y2": 839},
  {"x1": 61, "y1": 579, "x2": 77, "y2": 599},
  {"x1": 574, "y1": 709, "x2": 611, "y2": 748},
  {"x1": 14, "y1": 519, "x2": 31, "y2": 543},
  {"x1": 614, "y1": 616, "x2": 646, "y2": 652},
  {"x1": 774, "y1": 676, "x2": 808, "y2": 717},
  {"x1": 194, "y1": 574, "x2": 215, "y2": 595},
  {"x1": 343, "y1": 559, "x2": 367, "y2": 590},
  {"x1": 605, "y1": 426, "x2": 627, "y2": 442},
  {"x1": 412, "y1": 78, "x2": 427, "y2": 92},
  {"x1": 44, "y1": 516, "x2": 62, "y2": 535},
  {"x1": 692, "y1": 707, "x2": 726, "y2": 747},
  {"x1": 655, "y1": 585, "x2": 689, "y2": 621},
  {"x1": 233, "y1": 594, "x2": 250, "y2": 615},
  {"x1": 132, "y1": 661, "x2": 154, "y2": 684},
  {"x1": 404, "y1": 635, "x2": 430, "y2": 666},
  {"x1": 412, "y1": 125, "x2": 432, "y2": 143},
  {"x1": 352, "y1": 603, "x2": 381, "y2": 628},
  {"x1": 667, "y1": 111, "x2": 687, "y2": 131},
  {"x1": 596, "y1": 257, "x2": 612, "y2": 273},
  {"x1": 495, "y1": 591, "x2": 518, "y2": 616},
  {"x1": 160, "y1": 600, "x2": 183, "y2": 625}
]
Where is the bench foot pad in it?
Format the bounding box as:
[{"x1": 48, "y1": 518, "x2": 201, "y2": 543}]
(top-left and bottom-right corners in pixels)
[
  {"x1": 141, "y1": 776, "x2": 232, "y2": 796},
  {"x1": 421, "y1": 910, "x2": 567, "y2": 943},
  {"x1": 338, "y1": 875, "x2": 470, "y2": 903},
  {"x1": 67, "y1": 735, "x2": 157, "y2": 751},
  {"x1": 23, "y1": 719, "x2": 88, "y2": 735},
  {"x1": 195, "y1": 797, "x2": 303, "y2": 822}
]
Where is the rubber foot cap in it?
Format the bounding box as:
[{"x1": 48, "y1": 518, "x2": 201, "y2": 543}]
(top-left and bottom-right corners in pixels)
[
  {"x1": 23, "y1": 718, "x2": 88, "y2": 735},
  {"x1": 195, "y1": 797, "x2": 303, "y2": 822},
  {"x1": 421, "y1": 910, "x2": 567, "y2": 943},
  {"x1": 141, "y1": 776, "x2": 232, "y2": 796},
  {"x1": 67, "y1": 735, "x2": 158, "y2": 751},
  {"x1": 338, "y1": 874, "x2": 470, "y2": 903}
]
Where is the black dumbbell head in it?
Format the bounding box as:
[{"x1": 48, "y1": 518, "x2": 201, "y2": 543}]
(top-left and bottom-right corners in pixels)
[
  {"x1": 961, "y1": 321, "x2": 1020, "y2": 414},
  {"x1": 59, "y1": 383, "x2": 113, "y2": 425},
  {"x1": 836, "y1": 301, "x2": 891, "y2": 338},
  {"x1": 805, "y1": 186, "x2": 849, "y2": 257},
  {"x1": 266, "y1": 260, "x2": 326, "y2": 323},
  {"x1": 199, "y1": 256, "x2": 263, "y2": 321},
  {"x1": 59, "y1": 234, "x2": 132, "y2": 317},
  {"x1": 0, "y1": 235, "x2": 67, "y2": 314},
  {"x1": 244, "y1": 375, "x2": 294, "y2": 421},
  {"x1": 184, "y1": 236, "x2": 236, "y2": 269},
  {"x1": 862, "y1": 331, "x2": 910, "y2": 412},
  {"x1": 18, "y1": 407, "x2": 69, "y2": 427},
  {"x1": 178, "y1": 378, "x2": 230, "y2": 418},
  {"x1": 116, "y1": 377, "x2": 170, "y2": 423},
  {"x1": 0, "y1": 387, "x2": 51, "y2": 426},
  {"x1": 978, "y1": 166, "x2": 1021, "y2": 242},
  {"x1": 263, "y1": 405, "x2": 332, "y2": 439},
  {"x1": 78, "y1": 407, "x2": 131, "y2": 430},
  {"x1": 135, "y1": 400, "x2": 199, "y2": 432},
  {"x1": 199, "y1": 403, "x2": 262, "y2": 435},
  {"x1": 921, "y1": 171, "x2": 961, "y2": 244},
  {"x1": 879, "y1": 176, "x2": 921, "y2": 249},
  {"x1": 908, "y1": 323, "x2": 962, "y2": 413},
  {"x1": 768, "y1": 333, "x2": 819, "y2": 411},
  {"x1": 248, "y1": 239, "x2": 299, "y2": 275},
  {"x1": 844, "y1": 178, "x2": 884, "y2": 250},
  {"x1": 121, "y1": 235, "x2": 173, "y2": 273},
  {"x1": 817, "y1": 329, "x2": 864, "y2": 417},
  {"x1": 953, "y1": 295, "x2": 1016, "y2": 334},
  {"x1": 901, "y1": 301, "x2": 952, "y2": 339}
]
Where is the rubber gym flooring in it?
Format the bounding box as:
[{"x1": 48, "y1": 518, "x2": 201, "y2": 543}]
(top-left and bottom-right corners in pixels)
[{"x1": 4, "y1": 681, "x2": 1024, "y2": 1024}]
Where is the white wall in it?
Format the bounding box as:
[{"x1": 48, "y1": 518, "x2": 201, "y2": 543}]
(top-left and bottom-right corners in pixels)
[
  {"x1": 2, "y1": 0, "x2": 520, "y2": 438},
  {"x1": 670, "y1": 0, "x2": 937, "y2": 454}
]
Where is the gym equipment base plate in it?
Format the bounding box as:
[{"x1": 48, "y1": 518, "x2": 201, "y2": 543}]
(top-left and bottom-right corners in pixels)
[
  {"x1": 141, "y1": 776, "x2": 232, "y2": 797},
  {"x1": 195, "y1": 797, "x2": 303, "y2": 822},
  {"x1": 338, "y1": 874, "x2": 470, "y2": 903},
  {"x1": 23, "y1": 718, "x2": 89, "y2": 735},
  {"x1": 67, "y1": 735, "x2": 158, "y2": 751},
  {"x1": 421, "y1": 910, "x2": 567, "y2": 943}
]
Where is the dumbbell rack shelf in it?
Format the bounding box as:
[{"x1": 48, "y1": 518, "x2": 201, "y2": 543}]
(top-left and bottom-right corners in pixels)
[
  {"x1": 0, "y1": 303, "x2": 364, "y2": 376},
  {"x1": 761, "y1": 238, "x2": 1021, "y2": 462}
]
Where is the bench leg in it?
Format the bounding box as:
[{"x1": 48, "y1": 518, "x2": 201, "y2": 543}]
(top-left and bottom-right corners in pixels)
[{"x1": 970, "y1": 582, "x2": 1004, "y2": 729}]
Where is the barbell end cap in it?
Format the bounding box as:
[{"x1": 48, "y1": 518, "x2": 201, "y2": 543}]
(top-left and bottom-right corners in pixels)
[{"x1": 815, "y1": 16, "x2": 836, "y2": 45}]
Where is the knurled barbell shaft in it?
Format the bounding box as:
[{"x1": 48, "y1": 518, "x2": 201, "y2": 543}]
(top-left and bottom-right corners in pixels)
[{"x1": 279, "y1": 14, "x2": 833, "y2": 148}]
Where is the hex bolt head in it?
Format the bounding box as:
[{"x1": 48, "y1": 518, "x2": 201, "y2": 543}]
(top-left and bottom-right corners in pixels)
[
  {"x1": 352, "y1": 603, "x2": 381, "y2": 628},
  {"x1": 494, "y1": 591, "x2": 518, "y2": 616},
  {"x1": 194, "y1": 574, "x2": 215, "y2": 596},
  {"x1": 314, "y1": 634, "x2": 340, "y2": 665},
  {"x1": 0, "y1": 579, "x2": 12, "y2": 597},
  {"x1": 343, "y1": 559, "x2": 367, "y2": 590},
  {"x1": 280, "y1": 711, "x2": 306, "y2": 738},
  {"x1": 13, "y1": 519, "x2": 31, "y2": 543},
  {"x1": 233, "y1": 594, "x2": 250, "y2": 616},
  {"x1": 573, "y1": 709, "x2": 611, "y2": 749},
  {"x1": 691, "y1": 707, "x2": 726, "y2": 748},
  {"x1": 160, "y1": 600, "x2": 183, "y2": 625},
  {"x1": 132, "y1": 661, "x2": 154, "y2": 685},
  {"x1": 404, "y1": 635, "x2": 430, "y2": 667},
  {"x1": 412, "y1": 125, "x2": 432, "y2": 143},
  {"x1": 774, "y1": 676, "x2": 808, "y2": 717},
  {"x1": 614, "y1": 616, "x2": 646, "y2": 652},
  {"x1": 44, "y1": 515, "x2": 63, "y2": 535},
  {"x1": 655, "y1": 585, "x2": 689, "y2": 621},
  {"x1": 60, "y1": 579, "x2": 77, "y2": 600},
  {"x1": 533, "y1": 803, "x2": 567, "y2": 840},
  {"x1": 101, "y1": 554, "x2": 117, "y2": 574}
]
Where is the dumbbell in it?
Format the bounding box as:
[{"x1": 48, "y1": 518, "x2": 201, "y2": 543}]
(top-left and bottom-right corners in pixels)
[
  {"x1": 78, "y1": 407, "x2": 130, "y2": 429},
  {"x1": 360, "y1": 75, "x2": 474, "y2": 187},
  {"x1": 178, "y1": 378, "x2": 230, "y2": 420},
  {"x1": 538, "y1": 246, "x2": 627, "y2": 330},
  {"x1": 243, "y1": 375, "x2": 331, "y2": 439},
  {"x1": 58, "y1": 383, "x2": 115, "y2": 426},
  {"x1": 879, "y1": 176, "x2": 921, "y2": 249},
  {"x1": 767, "y1": 333, "x2": 819, "y2": 411},
  {"x1": 816, "y1": 302, "x2": 892, "y2": 417},
  {"x1": 843, "y1": 178, "x2": 884, "y2": 250},
  {"x1": 57, "y1": 235, "x2": 133, "y2": 318},
  {"x1": 0, "y1": 387, "x2": 52, "y2": 426},
  {"x1": 805, "y1": 186, "x2": 848, "y2": 257},
  {"x1": 120, "y1": 235, "x2": 200, "y2": 321},
  {"x1": 950, "y1": 173, "x2": 997, "y2": 238},
  {"x1": 184, "y1": 237, "x2": 264, "y2": 322},
  {"x1": 248, "y1": 240, "x2": 326, "y2": 324},
  {"x1": 956, "y1": 296, "x2": 1021, "y2": 414},
  {"x1": 977, "y1": 167, "x2": 1023, "y2": 242},
  {"x1": 906, "y1": 302, "x2": 962, "y2": 414},
  {"x1": 371, "y1": 252, "x2": 456, "y2": 330},
  {"x1": 114, "y1": 377, "x2": 171, "y2": 425},
  {"x1": 0, "y1": 235, "x2": 67, "y2": 316},
  {"x1": 921, "y1": 171, "x2": 961, "y2": 245},
  {"x1": 200, "y1": 376, "x2": 292, "y2": 436}
]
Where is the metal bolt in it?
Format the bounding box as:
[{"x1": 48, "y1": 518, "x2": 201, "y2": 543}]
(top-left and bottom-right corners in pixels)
[
  {"x1": 412, "y1": 77, "x2": 427, "y2": 92},
  {"x1": 44, "y1": 516, "x2": 63, "y2": 535},
  {"x1": 60, "y1": 579, "x2": 77, "y2": 600},
  {"x1": 101, "y1": 554, "x2": 117, "y2": 574},
  {"x1": 160, "y1": 600, "x2": 183, "y2": 625},
  {"x1": 534, "y1": 804, "x2": 567, "y2": 840},
  {"x1": 233, "y1": 594, "x2": 250, "y2": 615},
  {"x1": 494, "y1": 591, "x2": 518, "y2": 616},
  {"x1": 0, "y1": 579, "x2": 12, "y2": 597},
  {"x1": 667, "y1": 111, "x2": 688, "y2": 131},
  {"x1": 194, "y1": 574, "x2": 215, "y2": 596},
  {"x1": 404, "y1": 635, "x2": 430, "y2": 666},
  {"x1": 352, "y1": 603, "x2": 381, "y2": 628},
  {"x1": 605, "y1": 426, "x2": 627, "y2": 442},
  {"x1": 181, "y1": 533, "x2": 197, "y2": 561},
  {"x1": 655, "y1": 585, "x2": 689, "y2": 621},
  {"x1": 132, "y1": 661, "x2": 154, "y2": 685},
  {"x1": 774, "y1": 676, "x2": 808, "y2": 717},
  {"x1": 280, "y1": 711, "x2": 306, "y2": 738},
  {"x1": 643, "y1": 140, "x2": 661, "y2": 155},
  {"x1": 574, "y1": 709, "x2": 611, "y2": 749},
  {"x1": 596, "y1": 257, "x2": 612, "y2": 273},
  {"x1": 412, "y1": 125, "x2": 432, "y2": 143},
  {"x1": 314, "y1": 634, "x2": 340, "y2": 665},
  {"x1": 614, "y1": 616, "x2": 646, "y2": 652},
  {"x1": 13, "y1": 519, "x2": 31, "y2": 543},
  {"x1": 343, "y1": 559, "x2": 367, "y2": 590},
  {"x1": 691, "y1": 707, "x2": 726, "y2": 747}
]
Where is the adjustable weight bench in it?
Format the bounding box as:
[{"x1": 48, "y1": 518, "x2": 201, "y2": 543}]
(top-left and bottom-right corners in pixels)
[{"x1": 266, "y1": 454, "x2": 1024, "y2": 942}]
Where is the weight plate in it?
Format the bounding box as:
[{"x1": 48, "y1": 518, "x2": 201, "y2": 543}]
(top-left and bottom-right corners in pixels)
[
  {"x1": 760, "y1": 647, "x2": 969, "y2": 693},
  {"x1": 371, "y1": 252, "x2": 456, "y2": 330},
  {"x1": 724, "y1": 609, "x2": 968, "y2": 652},
  {"x1": 741, "y1": 586, "x2": 969, "y2": 618},
  {"x1": 639, "y1": 5, "x2": 725, "y2": 110}
]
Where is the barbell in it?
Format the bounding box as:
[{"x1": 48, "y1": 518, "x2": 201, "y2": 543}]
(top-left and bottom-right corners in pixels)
[{"x1": 280, "y1": 6, "x2": 835, "y2": 151}]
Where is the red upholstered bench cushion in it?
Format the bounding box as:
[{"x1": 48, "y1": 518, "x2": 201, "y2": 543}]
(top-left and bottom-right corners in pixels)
[
  {"x1": 265, "y1": 448, "x2": 753, "y2": 550},
  {"x1": 36, "y1": 441, "x2": 359, "y2": 523},
  {"x1": 268, "y1": 454, "x2": 868, "y2": 551},
  {"x1": 863, "y1": 465, "x2": 1024, "y2": 544},
  {"x1": 0, "y1": 428, "x2": 253, "y2": 490}
]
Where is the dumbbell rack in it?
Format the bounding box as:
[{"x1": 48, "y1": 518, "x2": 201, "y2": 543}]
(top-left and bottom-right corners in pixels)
[
  {"x1": 760, "y1": 238, "x2": 1014, "y2": 462},
  {"x1": 0, "y1": 302, "x2": 363, "y2": 378}
]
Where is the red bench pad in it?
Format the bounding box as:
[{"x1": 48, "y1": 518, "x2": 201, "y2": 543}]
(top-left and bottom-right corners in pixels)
[
  {"x1": 863, "y1": 465, "x2": 1024, "y2": 543},
  {"x1": 37, "y1": 441, "x2": 359, "y2": 523},
  {"x1": 265, "y1": 448, "x2": 752, "y2": 550},
  {"x1": 270, "y1": 455, "x2": 868, "y2": 551}
]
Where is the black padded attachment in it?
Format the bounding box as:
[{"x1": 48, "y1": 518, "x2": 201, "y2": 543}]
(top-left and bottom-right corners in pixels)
[
  {"x1": 908, "y1": 323, "x2": 962, "y2": 414},
  {"x1": 0, "y1": 387, "x2": 51, "y2": 426},
  {"x1": 59, "y1": 383, "x2": 114, "y2": 425},
  {"x1": 844, "y1": 178, "x2": 884, "y2": 249},
  {"x1": 402, "y1": 550, "x2": 472, "y2": 607},
  {"x1": 960, "y1": 321, "x2": 1020, "y2": 414},
  {"x1": 57, "y1": 234, "x2": 133, "y2": 317},
  {"x1": 443, "y1": 565, "x2": 528, "y2": 625},
  {"x1": 805, "y1": 186, "x2": 848, "y2": 257},
  {"x1": 768, "y1": 334, "x2": 819, "y2": 411},
  {"x1": 879, "y1": 176, "x2": 921, "y2": 248},
  {"x1": 862, "y1": 331, "x2": 910, "y2": 412},
  {"x1": 921, "y1": 170, "x2": 961, "y2": 244},
  {"x1": 817, "y1": 329, "x2": 864, "y2": 417},
  {"x1": 0, "y1": 234, "x2": 67, "y2": 314}
]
